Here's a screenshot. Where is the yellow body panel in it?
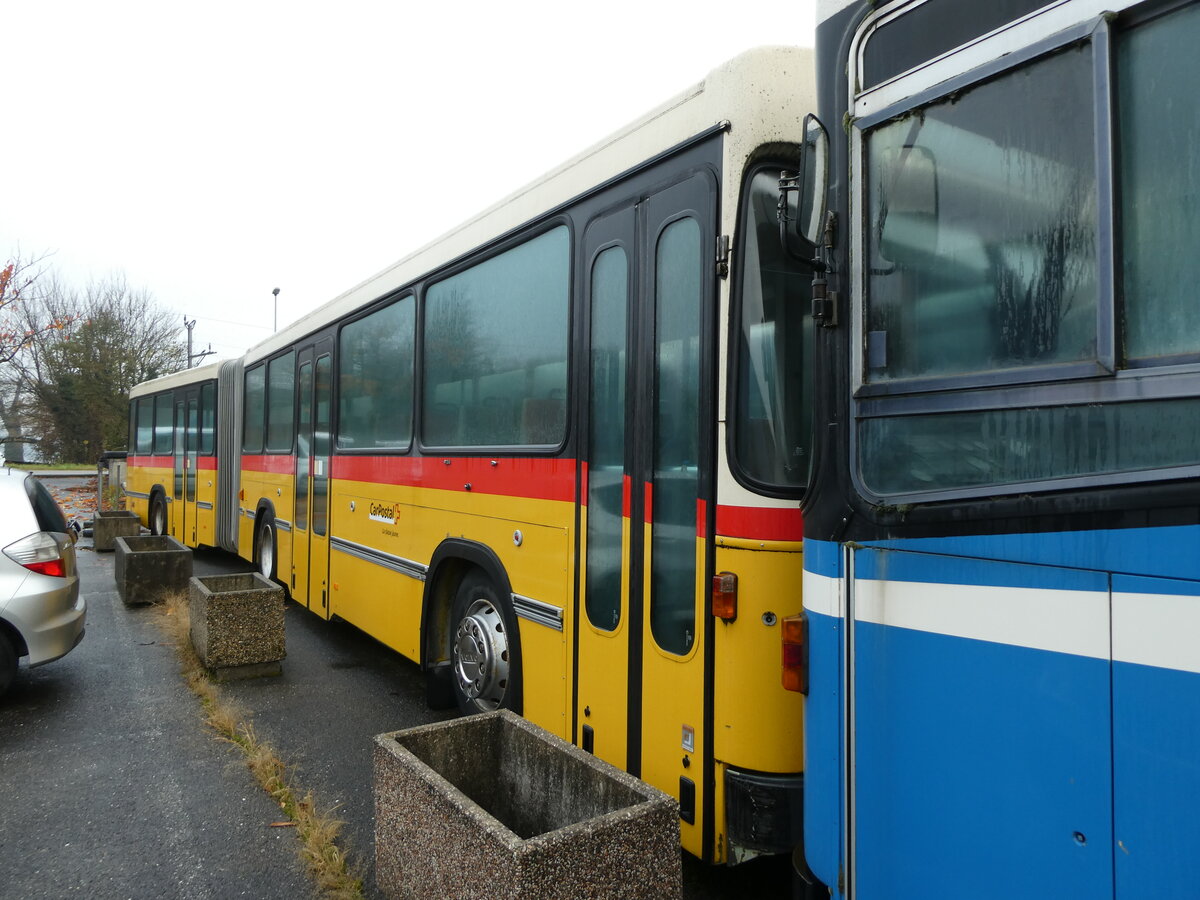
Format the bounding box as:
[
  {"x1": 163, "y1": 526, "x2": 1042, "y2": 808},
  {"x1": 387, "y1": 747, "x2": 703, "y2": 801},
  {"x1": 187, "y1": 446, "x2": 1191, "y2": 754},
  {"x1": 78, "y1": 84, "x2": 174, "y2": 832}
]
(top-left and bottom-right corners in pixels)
[
  {"x1": 575, "y1": 505, "x2": 632, "y2": 768},
  {"x1": 324, "y1": 478, "x2": 573, "y2": 737},
  {"x1": 640, "y1": 528, "x2": 708, "y2": 859},
  {"x1": 713, "y1": 545, "x2": 805, "y2": 773}
]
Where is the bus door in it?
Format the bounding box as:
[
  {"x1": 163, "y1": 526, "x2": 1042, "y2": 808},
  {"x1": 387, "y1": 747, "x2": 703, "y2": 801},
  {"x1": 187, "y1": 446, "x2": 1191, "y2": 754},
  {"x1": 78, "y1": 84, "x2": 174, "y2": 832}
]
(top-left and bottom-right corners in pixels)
[
  {"x1": 172, "y1": 396, "x2": 185, "y2": 539},
  {"x1": 184, "y1": 390, "x2": 199, "y2": 545},
  {"x1": 844, "y1": 546, "x2": 1114, "y2": 899},
  {"x1": 576, "y1": 171, "x2": 717, "y2": 859},
  {"x1": 292, "y1": 341, "x2": 333, "y2": 616},
  {"x1": 171, "y1": 388, "x2": 202, "y2": 545}
]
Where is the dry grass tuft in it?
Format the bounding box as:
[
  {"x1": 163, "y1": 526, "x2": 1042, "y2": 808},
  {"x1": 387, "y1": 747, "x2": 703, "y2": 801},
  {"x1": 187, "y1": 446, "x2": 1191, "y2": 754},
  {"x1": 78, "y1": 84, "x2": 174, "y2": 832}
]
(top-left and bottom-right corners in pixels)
[{"x1": 155, "y1": 588, "x2": 364, "y2": 898}]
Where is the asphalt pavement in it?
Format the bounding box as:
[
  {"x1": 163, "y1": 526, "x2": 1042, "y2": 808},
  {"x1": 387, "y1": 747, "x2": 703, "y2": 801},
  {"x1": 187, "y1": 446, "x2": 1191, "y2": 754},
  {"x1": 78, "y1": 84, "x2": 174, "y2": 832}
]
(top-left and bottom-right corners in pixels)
[{"x1": 1, "y1": 475, "x2": 793, "y2": 899}]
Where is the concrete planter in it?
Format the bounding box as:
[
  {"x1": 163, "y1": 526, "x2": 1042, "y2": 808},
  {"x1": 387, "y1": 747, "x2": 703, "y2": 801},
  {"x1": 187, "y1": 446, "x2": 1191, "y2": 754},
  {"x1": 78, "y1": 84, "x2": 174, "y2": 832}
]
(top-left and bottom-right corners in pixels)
[
  {"x1": 113, "y1": 534, "x2": 191, "y2": 607},
  {"x1": 374, "y1": 709, "x2": 681, "y2": 900},
  {"x1": 188, "y1": 573, "x2": 285, "y2": 680},
  {"x1": 93, "y1": 510, "x2": 140, "y2": 552}
]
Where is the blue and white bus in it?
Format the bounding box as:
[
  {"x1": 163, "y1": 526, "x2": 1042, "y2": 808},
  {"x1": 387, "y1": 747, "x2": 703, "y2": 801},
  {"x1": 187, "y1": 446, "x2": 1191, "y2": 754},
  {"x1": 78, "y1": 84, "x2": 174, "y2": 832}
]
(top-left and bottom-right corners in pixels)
[{"x1": 794, "y1": 0, "x2": 1200, "y2": 896}]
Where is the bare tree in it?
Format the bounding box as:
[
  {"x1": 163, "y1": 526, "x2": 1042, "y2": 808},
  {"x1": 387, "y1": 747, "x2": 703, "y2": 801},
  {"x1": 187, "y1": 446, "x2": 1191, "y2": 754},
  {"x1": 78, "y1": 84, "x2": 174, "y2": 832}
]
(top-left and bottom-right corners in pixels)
[
  {"x1": 11, "y1": 272, "x2": 187, "y2": 462},
  {"x1": 0, "y1": 254, "x2": 76, "y2": 461}
]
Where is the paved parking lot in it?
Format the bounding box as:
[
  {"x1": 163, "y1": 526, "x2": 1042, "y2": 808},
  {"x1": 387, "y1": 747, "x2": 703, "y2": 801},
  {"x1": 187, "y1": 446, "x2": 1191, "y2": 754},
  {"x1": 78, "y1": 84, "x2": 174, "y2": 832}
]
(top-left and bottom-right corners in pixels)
[{"x1": 1, "y1": 476, "x2": 793, "y2": 898}]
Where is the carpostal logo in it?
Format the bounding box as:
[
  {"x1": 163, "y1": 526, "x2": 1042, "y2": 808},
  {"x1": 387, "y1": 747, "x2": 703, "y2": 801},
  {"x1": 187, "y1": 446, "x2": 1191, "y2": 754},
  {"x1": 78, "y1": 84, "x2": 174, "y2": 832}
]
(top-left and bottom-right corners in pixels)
[{"x1": 369, "y1": 502, "x2": 397, "y2": 525}]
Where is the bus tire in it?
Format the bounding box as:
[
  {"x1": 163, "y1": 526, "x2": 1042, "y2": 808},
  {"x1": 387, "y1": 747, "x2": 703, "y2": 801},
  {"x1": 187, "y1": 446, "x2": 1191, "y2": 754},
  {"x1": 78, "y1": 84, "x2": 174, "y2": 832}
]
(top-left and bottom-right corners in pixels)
[
  {"x1": 256, "y1": 514, "x2": 277, "y2": 582},
  {"x1": 149, "y1": 492, "x2": 167, "y2": 536},
  {"x1": 450, "y1": 571, "x2": 521, "y2": 715}
]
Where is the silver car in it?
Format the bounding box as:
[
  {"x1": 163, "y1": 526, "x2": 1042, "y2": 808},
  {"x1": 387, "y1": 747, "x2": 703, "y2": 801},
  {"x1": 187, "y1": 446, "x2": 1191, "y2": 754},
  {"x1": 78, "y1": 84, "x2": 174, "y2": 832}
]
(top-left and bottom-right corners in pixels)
[{"x1": 0, "y1": 469, "x2": 86, "y2": 696}]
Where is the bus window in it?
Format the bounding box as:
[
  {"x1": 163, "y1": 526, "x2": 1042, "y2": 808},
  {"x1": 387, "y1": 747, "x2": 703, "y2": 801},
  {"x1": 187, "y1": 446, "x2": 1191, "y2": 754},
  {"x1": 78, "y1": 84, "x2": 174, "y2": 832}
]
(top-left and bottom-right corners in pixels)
[
  {"x1": 865, "y1": 43, "x2": 1097, "y2": 382},
  {"x1": 733, "y1": 166, "x2": 813, "y2": 490},
  {"x1": 243, "y1": 365, "x2": 266, "y2": 453},
  {"x1": 586, "y1": 245, "x2": 628, "y2": 632},
  {"x1": 266, "y1": 352, "x2": 295, "y2": 452},
  {"x1": 651, "y1": 216, "x2": 701, "y2": 656},
  {"x1": 153, "y1": 393, "x2": 174, "y2": 454},
  {"x1": 136, "y1": 397, "x2": 154, "y2": 454},
  {"x1": 200, "y1": 383, "x2": 216, "y2": 455},
  {"x1": 422, "y1": 226, "x2": 569, "y2": 448},
  {"x1": 1119, "y1": 3, "x2": 1200, "y2": 363},
  {"x1": 338, "y1": 297, "x2": 414, "y2": 450}
]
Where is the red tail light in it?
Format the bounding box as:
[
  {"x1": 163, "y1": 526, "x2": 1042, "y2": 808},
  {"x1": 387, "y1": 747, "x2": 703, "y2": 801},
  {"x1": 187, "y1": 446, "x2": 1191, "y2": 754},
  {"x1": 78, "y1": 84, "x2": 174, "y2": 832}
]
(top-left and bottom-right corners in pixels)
[
  {"x1": 781, "y1": 611, "x2": 808, "y2": 694},
  {"x1": 4, "y1": 532, "x2": 70, "y2": 578}
]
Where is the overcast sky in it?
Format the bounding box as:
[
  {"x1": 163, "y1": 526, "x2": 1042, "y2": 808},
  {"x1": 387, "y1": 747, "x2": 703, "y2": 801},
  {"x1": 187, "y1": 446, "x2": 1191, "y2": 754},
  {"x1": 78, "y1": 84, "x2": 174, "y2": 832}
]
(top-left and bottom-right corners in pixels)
[{"x1": 5, "y1": 1, "x2": 815, "y2": 362}]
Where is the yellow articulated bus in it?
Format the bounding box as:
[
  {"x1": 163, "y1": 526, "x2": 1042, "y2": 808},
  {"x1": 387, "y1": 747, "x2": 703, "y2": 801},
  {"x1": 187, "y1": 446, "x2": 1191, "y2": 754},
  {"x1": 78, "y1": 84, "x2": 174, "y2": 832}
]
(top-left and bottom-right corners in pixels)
[{"x1": 127, "y1": 46, "x2": 815, "y2": 867}]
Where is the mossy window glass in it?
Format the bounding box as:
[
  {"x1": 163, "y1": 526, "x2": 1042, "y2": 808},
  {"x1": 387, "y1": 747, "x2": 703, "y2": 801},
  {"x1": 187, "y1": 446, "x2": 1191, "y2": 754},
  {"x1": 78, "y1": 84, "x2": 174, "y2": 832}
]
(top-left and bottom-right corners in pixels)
[{"x1": 1119, "y1": 3, "x2": 1200, "y2": 362}]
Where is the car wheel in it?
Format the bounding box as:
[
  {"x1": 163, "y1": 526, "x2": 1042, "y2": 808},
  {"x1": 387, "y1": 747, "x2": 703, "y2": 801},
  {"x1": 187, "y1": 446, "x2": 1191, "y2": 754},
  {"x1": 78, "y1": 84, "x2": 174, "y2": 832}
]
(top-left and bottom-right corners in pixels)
[
  {"x1": 450, "y1": 572, "x2": 521, "y2": 715},
  {"x1": 150, "y1": 493, "x2": 167, "y2": 536},
  {"x1": 256, "y1": 515, "x2": 276, "y2": 581},
  {"x1": 0, "y1": 631, "x2": 17, "y2": 697}
]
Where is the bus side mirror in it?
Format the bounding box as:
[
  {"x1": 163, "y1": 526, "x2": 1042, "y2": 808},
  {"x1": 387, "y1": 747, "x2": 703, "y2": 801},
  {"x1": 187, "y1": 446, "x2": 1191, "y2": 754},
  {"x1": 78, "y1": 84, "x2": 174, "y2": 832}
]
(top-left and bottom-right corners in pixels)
[
  {"x1": 876, "y1": 144, "x2": 939, "y2": 266},
  {"x1": 779, "y1": 114, "x2": 830, "y2": 263}
]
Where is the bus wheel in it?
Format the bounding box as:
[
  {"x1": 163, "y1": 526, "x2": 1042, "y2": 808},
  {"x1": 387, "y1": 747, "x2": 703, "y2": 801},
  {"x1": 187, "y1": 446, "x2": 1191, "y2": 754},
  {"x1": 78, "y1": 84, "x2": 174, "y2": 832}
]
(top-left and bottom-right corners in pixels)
[
  {"x1": 149, "y1": 493, "x2": 167, "y2": 536},
  {"x1": 256, "y1": 515, "x2": 276, "y2": 581},
  {"x1": 450, "y1": 572, "x2": 521, "y2": 715}
]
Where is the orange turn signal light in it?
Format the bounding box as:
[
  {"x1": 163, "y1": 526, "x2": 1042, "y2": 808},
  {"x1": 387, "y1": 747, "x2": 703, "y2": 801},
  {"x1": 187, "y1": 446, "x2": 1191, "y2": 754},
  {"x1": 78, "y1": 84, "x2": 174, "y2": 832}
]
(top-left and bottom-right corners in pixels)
[
  {"x1": 781, "y1": 612, "x2": 808, "y2": 694},
  {"x1": 712, "y1": 572, "x2": 738, "y2": 621}
]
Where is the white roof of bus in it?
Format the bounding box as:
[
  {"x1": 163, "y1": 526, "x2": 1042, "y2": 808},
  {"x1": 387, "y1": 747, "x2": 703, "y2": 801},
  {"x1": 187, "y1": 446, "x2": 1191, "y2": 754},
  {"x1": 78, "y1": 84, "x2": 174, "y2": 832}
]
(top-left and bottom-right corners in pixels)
[
  {"x1": 243, "y1": 44, "x2": 813, "y2": 365},
  {"x1": 129, "y1": 358, "x2": 228, "y2": 399}
]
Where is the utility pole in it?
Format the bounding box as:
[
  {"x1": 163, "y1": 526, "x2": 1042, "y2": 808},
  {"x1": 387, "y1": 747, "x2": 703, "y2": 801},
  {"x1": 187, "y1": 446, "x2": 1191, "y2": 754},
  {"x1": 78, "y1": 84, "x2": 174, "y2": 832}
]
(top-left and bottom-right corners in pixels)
[{"x1": 183, "y1": 316, "x2": 215, "y2": 368}]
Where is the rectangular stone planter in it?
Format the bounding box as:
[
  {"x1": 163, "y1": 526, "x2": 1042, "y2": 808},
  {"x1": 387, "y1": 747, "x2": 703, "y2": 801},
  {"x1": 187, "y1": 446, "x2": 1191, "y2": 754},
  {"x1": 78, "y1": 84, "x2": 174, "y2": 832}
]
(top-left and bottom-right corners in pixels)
[
  {"x1": 188, "y1": 573, "x2": 285, "y2": 680},
  {"x1": 93, "y1": 509, "x2": 140, "y2": 552},
  {"x1": 374, "y1": 709, "x2": 681, "y2": 900},
  {"x1": 113, "y1": 534, "x2": 192, "y2": 607}
]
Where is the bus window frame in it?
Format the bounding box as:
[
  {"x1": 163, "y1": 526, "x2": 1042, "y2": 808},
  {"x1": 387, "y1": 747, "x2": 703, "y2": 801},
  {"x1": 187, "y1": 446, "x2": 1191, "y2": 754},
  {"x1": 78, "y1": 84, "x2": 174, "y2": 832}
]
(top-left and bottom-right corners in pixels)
[{"x1": 417, "y1": 218, "x2": 574, "y2": 455}]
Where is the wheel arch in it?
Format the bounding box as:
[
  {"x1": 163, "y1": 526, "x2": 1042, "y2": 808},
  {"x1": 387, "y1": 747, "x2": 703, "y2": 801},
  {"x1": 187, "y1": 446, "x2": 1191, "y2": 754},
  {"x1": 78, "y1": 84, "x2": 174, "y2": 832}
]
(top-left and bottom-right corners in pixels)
[
  {"x1": 0, "y1": 617, "x2": 29, "y2": 659},
  {"x1": 420, "y1": 538, "x2": 520, "y2": 674}
]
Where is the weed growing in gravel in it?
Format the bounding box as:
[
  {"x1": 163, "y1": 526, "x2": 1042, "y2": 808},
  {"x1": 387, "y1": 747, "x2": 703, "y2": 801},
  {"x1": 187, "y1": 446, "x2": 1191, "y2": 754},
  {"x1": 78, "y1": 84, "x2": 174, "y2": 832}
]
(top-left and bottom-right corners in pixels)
[{"x1": 157, "y1": 591, "x2": 364, "y2": 900}]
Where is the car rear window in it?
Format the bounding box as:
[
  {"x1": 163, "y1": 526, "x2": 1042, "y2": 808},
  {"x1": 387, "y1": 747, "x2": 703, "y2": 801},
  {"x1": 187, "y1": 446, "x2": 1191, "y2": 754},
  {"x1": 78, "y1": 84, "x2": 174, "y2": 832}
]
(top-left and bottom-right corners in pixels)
[{"x1": 24, "y1": 476, "x2": 68, "y2": 533}]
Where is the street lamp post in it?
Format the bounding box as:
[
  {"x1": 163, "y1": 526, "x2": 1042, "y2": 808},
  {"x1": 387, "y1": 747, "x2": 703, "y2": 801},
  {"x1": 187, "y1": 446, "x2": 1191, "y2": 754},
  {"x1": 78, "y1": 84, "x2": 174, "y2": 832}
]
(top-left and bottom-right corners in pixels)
[{"x1": 272, "y1": 287, "x2": 280, "y2": 332}]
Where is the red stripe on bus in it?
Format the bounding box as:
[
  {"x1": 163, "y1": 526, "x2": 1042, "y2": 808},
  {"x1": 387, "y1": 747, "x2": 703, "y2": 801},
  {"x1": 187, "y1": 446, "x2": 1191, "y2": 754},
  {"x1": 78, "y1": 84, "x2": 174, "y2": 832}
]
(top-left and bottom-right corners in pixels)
[
  {"x1": 128, "y1": 455, "x2": 173, "y2": 468},
  {"x1": 242, "y1": 454, "x2": 297, "y2": 475},
  {"x1": 644, "y1": 482, "x2": 653, "y2": 523},
  {"x1": 196, "y1": 457, "x2": 217, "y2": 471},
  {"x1": 715, "y1": 505, "x2": 804, "y2": 542},
  {"x1": 697, "y1": 498, "x2": 708, "y2": 538},
  {"x1": 622, "y1": 476, "x2": 631, "y2": 520},
  {"x1": 330, "y1": 455, "x2": 575, "y2": 503}
]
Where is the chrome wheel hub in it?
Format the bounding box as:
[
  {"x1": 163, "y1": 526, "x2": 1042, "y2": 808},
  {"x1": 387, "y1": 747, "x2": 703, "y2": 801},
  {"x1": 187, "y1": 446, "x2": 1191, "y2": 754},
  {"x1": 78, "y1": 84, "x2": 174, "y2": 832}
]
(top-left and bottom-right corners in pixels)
[{"x1": 452, "y1": 598, "x2": 509, "y2": 710}]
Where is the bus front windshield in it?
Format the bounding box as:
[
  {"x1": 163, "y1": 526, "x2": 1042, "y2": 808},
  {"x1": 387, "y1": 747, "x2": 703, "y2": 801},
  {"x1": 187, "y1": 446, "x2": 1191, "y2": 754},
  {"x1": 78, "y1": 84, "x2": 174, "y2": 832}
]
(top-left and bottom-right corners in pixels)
[{"x1": 734, "y1": 165, "x2": 814, "y2": 492}]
